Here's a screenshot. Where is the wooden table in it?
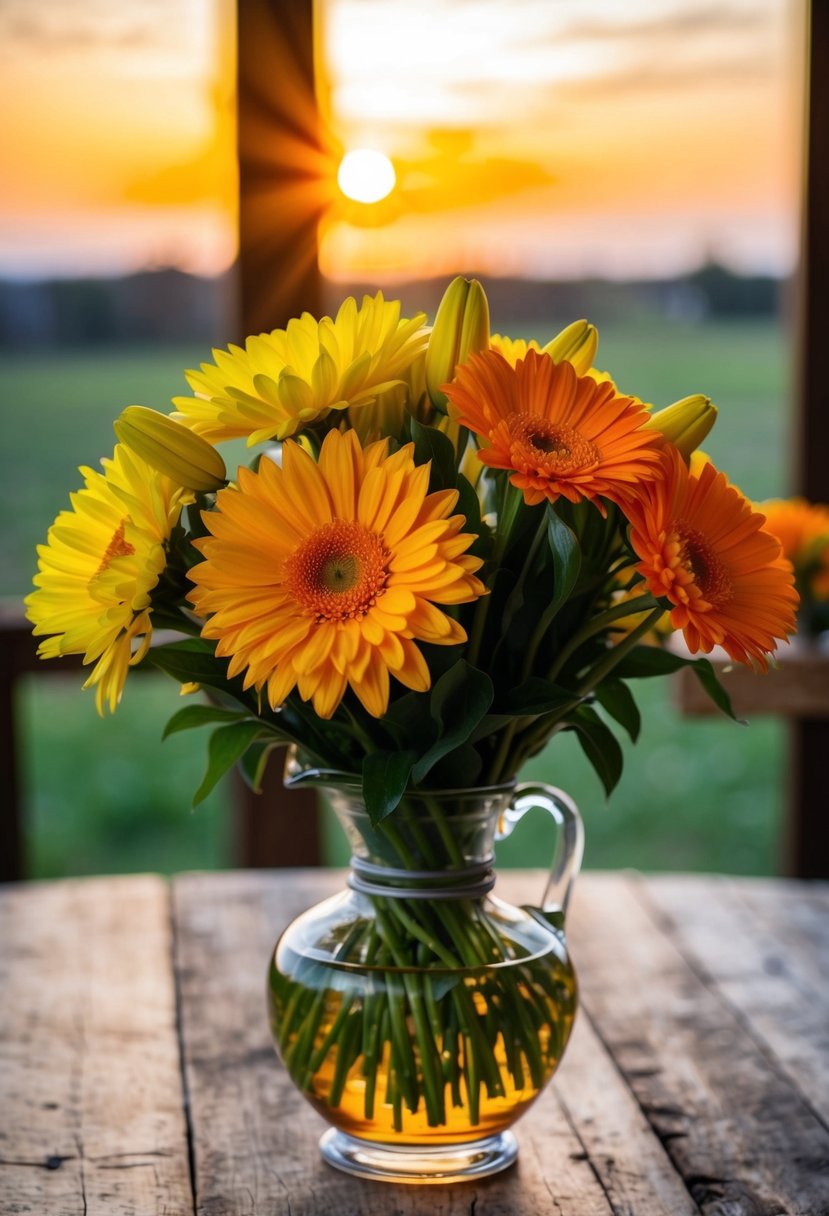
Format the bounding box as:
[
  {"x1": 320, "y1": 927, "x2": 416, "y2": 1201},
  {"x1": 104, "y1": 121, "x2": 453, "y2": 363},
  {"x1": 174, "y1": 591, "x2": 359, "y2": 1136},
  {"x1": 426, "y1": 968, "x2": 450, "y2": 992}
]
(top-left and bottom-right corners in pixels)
[{"x1": 2, "y1": 871, "x2": 827, "y2": 1215}]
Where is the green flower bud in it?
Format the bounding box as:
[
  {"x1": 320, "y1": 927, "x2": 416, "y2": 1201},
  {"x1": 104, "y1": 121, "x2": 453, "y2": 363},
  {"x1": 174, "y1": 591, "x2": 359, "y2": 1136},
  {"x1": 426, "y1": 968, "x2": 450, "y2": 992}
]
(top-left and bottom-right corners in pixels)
[
  {"x1": 426, "y1": 276, "x2": 490, "y2": 412},
  {"x1": 541, "y1": 319, "x2": 598, "y2": 375},
  {"x1": 114, "y1": 406, "x2": 227, "y2": 492},
  {"x1": 646, "y1": 395, "x2": 718, "y2": 459}
]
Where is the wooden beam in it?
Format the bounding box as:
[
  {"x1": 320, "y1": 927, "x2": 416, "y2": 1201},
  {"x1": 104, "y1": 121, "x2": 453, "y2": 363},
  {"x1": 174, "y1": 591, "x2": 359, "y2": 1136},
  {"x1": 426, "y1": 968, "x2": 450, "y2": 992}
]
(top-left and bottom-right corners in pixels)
[
  {"x1": 237, "y1": 0, "x2": 330, "y2": 337},
  {"x1": 234, "y1": 755, "x2": 322, "y2": 869},
  {"x1": 235, "y1": 0, "x2": 324, "y2": 858},
  {"x1": 790, "y1": 1, "x2": 829, "y2": 878}
]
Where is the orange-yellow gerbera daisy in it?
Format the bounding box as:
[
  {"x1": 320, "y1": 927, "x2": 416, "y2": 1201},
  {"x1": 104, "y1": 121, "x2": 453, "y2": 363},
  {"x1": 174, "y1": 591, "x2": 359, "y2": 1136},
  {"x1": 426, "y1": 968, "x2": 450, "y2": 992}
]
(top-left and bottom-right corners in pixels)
[
  {"x1": 443, "y1": 348, "x2": 663, "y2": 511},
  {"x1": 25, "y1": 445, "x2": 192, "y2": 713},
  {"x1": 187, "y1": 429, "x2": 486, "y2": 719},
  {"x1": 625, "y1": 447, "x2": 798, "y2": 669}
]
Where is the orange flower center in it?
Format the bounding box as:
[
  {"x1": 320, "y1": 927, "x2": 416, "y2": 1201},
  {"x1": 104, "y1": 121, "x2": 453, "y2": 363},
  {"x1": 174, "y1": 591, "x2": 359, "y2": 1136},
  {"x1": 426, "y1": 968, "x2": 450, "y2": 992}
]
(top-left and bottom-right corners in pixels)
[
  {"x1": 672, "y1": 522, "x2": 733, "y2": 608},
  {"x1": 95, "y1": 520, "x2": 135, "y2": 577},
  {"x1": 509, "y1": 413, "x2": 599, "y2": 475},
  {"x1": 285, "y1": 521, "x2": 389, "y2": 622}
]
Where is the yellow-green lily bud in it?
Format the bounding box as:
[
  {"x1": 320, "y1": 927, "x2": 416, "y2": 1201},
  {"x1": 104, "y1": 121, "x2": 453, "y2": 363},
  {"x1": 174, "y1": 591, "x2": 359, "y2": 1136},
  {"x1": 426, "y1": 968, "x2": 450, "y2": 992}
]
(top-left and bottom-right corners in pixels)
[
  {"x1": 646, "y1": 395, "x2": 718, "y2": 460},
  {"x1": 114, "y1": 406, "x2": 227, "y2": 492},
  {"x1": 541, "y1": 319, "x2": 598, "y2": 376},
  {"x1": 426, "y1": 276, "x2": 490, "y2": 412}
]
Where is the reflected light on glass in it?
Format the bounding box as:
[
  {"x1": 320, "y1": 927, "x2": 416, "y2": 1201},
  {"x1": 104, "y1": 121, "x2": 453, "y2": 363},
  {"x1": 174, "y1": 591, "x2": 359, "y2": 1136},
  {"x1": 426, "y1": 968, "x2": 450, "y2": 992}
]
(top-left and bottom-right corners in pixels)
[{"x1": 337, "y1": 149, "x2": 396, "y2": 203}]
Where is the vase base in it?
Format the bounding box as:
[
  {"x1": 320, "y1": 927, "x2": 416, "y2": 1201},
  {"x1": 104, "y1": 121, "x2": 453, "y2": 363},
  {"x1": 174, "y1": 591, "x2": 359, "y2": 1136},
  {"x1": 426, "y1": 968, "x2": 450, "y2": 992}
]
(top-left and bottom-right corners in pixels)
[{"x1": 319, "y1": 1128, "x2": 518, "y2": 1184}]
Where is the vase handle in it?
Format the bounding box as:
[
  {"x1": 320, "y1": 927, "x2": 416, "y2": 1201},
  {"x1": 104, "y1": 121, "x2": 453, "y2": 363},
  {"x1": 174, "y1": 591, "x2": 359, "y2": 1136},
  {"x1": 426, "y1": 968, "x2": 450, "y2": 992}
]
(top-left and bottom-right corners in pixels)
[{"x1": 496, "y1": 783, "x2": 584, "y2": 919}]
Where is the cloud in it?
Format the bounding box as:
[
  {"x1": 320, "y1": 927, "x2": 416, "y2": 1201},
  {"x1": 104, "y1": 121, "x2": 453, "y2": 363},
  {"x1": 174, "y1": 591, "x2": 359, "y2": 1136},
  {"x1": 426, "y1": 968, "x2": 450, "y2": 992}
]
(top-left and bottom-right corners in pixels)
[
  {"x1": 560, "y1": 1, "x2": 769, "y2": 43},
  {"x1": 0, "y1": 0, "x2": 173, "y2": 53}
]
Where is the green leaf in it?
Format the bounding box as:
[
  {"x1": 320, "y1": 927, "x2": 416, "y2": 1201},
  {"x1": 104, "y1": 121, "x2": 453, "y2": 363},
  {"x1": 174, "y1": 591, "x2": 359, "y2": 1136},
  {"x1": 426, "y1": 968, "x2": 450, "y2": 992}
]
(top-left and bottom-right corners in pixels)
[
  {"x1": 362, "y1": 749, "x2": 418, "y2": 825},
  {"x1": 505, "y1": 678, "x2": 578, "y2": 717},
  {"x1": 144, "y1": 639, "x2": 250, "y2": 699},
  {"x1": 611, "y1": 646, "x2": 741, "y2": 721},
  {"x1": 593, "y1": 679, "x2": 641, "y2": 743},
  {"x1": 570, "y1": 706, "x2": 624, "y2": 797},
  {"x1": 193, "y1": 721, "x2": 267, "y2": 807},
  {"x1": 545, "y1": 506, "x2": 581, "y2": 618},
  {"x1": 467, "y1": 713, "x2": 514, "y2": 744},
  {"x1": 611, "y1": 645, "x2": 690, "y2": 678},
  {"x1": 411, "y1": 661, "x2": 493, "y2": 784},
  {"x1": 691, "y1": 658, "x2": 743, "y2": 723},
  {"x1": 410, "y1": 417, "x2": 457, "y2": 491},
  {"x1": 428, "y1": 742, "x2": 483, "y2": 788},
  {"x1": 238, "y1": 739, "x2": 281, "y2": 794},
  {"x1": 162, "y1": 703, "x2": 249, "y2": 740},
  {"x1": 455, "y1": 473, "x2": 491, "y2": 557}
]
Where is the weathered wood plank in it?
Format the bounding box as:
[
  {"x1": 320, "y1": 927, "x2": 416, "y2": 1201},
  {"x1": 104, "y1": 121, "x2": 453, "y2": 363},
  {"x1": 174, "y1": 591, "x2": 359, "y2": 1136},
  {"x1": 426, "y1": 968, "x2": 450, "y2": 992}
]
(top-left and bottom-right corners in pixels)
[
  {"x1": 495, "y1": 872, "x2": 700, "y2": 1216},
  {"x1": 0, "y1": 876, "x2": 193, "y2": 1216},
  {"x1": 672, "y1": 641, "x2": 829, "y2": 718},
  {"x1": 553, "y1": 1014, "x2": 698, "y2": 1216},
  {"x1": 641, "y1": 874, "x2": 829, "y2": 1129},
  {"x1": 174, "y1": 870, "x2": 617, "y2": 1216},
  {"x1": 569, "y1": 872, "x2": 829, "y2": 1216}
]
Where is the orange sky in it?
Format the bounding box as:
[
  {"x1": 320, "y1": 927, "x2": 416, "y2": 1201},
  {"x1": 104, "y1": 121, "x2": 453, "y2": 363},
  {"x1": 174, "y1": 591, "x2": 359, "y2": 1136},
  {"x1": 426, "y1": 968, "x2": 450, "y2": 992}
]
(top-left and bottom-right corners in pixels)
[{"x1": 0, "y1": 0, "x2": 802, "y2": 281}]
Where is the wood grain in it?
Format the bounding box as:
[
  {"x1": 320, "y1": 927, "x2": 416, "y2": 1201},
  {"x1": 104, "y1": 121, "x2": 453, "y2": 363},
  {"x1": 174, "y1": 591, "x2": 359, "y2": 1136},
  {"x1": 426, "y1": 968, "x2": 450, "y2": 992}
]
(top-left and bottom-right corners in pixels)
[
  {"x1": 641, "y1": 874, "x2": 829, "y2": 1129},
  {"x1": 569, "y1": 872, "x2": 829, "y2": 1216},
  {"x1": 5, "y1": 869, "x2": 827, "y2": 1215},
  {"x1": 0, "y1": 876, "x2": 192, "y2": 1216}
]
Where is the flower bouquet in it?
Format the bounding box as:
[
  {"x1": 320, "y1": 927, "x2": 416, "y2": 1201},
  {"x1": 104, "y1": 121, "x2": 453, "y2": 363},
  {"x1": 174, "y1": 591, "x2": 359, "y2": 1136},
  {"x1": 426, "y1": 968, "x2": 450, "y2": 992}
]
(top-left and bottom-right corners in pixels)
[{"x1": 26, "y1": 277, "x2": 798, "y2": 1182}]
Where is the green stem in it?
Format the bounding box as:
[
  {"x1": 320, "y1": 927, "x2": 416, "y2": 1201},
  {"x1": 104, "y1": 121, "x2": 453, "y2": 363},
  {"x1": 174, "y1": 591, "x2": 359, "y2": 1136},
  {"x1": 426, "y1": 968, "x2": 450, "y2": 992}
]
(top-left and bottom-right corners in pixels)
[
  {"x1": 420, "y1": 794, "x2": 465, "y2": 866},
  {"x1": 328, "y1": 1011, "x2": 361, "y2": 1107},
  {"x1": 546, "y1": 592, "x2": 657, "y2": 684},
  {"x1": 491, "y1": 601, "x2": 662, "y2": 781},
  {"x1": 575, "y1": 607, "x2": 664, "y2": 697},
  {"x1": 466, "y1": 479, "x2": 525, "y2": 669}
]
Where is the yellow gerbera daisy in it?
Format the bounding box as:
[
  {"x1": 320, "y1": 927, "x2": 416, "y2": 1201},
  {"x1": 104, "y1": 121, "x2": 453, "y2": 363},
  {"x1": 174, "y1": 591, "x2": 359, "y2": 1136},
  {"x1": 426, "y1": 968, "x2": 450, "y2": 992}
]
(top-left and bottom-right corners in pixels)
[
  {"x1": 187, "y1": 429, "x2": 486, "y2": 719},
  {"x1": 25, "y1": 446, "x2": 192, "y2": 713},
  {"x1": 173, "y1": 293, "x2": 428, "y2": 446},
  {"x1": 491, "y1": 334, "x2": 543, "y2": 366}
]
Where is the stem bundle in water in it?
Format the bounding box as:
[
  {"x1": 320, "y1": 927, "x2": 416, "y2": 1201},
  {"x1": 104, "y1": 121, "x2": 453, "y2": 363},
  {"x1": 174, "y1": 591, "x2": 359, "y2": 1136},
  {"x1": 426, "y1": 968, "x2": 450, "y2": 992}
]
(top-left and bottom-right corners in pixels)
[{"x1": 268, "y1": 792, "x2": 577, "y2": 1144}]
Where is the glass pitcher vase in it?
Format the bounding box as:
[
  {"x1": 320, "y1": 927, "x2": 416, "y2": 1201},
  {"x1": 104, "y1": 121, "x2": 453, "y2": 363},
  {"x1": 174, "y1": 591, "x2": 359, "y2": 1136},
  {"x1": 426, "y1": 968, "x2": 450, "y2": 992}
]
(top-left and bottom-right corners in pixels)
[{"x1": 267, "y1": 762, "x2": 584, "y2": 1185}]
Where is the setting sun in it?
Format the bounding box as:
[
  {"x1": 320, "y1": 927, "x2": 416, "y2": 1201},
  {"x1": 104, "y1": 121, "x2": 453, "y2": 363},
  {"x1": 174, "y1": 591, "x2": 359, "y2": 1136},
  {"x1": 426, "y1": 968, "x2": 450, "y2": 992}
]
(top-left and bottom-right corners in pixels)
[{"x1": 337, "y1": 149, "x2": 396, "y2": 204}]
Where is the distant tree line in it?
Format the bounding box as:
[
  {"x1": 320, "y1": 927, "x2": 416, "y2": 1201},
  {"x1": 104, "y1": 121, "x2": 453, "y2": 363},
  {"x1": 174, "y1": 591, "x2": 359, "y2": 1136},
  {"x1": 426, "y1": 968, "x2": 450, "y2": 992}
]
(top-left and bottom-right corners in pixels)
[
  {"x1": 0, "y1": 263, "x2": 785, "y2": 350},
  {"x1": 367, "y1": 265, "x2": 787, "y2": 332},
  {"x1": 0, "y1": 269, "x2": 238, "y2": 349}
]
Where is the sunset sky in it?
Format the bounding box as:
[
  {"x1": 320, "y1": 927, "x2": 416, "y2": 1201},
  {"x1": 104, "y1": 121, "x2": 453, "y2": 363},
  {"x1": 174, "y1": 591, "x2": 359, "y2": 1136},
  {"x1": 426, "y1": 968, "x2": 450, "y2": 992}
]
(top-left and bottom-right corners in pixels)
[{"x1": 0, "y1": 0, "x2": 802, "y2": 283}]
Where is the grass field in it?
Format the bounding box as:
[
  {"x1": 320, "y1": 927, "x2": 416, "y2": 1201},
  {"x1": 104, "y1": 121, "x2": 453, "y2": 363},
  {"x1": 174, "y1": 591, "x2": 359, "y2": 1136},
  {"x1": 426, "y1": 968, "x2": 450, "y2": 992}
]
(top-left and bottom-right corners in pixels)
[{"x1": 3, "y1": 317, "x2": 792, "y2": 878}]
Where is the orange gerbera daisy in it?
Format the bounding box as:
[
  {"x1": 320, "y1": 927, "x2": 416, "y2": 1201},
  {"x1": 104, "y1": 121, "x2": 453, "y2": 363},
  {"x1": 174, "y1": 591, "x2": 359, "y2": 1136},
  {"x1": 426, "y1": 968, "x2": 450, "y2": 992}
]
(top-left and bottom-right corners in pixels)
[
  {"x1": 187, "y1": 429, "x2": 486, "y2": 719},
  {"x1": 625, "y1": 447, "x2": 798, "y2": 669},
  {"x1": 757, "y1": 497, "x2": 829, "y2": 599},
  {"x1": 443, "y1": 348, "x2": 663, "y2": 511}
]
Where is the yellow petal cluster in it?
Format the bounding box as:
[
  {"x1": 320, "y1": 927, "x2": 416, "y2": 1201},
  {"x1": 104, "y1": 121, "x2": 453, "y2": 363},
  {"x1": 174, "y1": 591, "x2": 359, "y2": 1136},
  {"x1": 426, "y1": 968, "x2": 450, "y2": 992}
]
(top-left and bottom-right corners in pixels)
[
  {"x1": 25, "y1": 446, "x2": 192, "y2": 713},
  {"x1": 492, "y1": 320, "x2": 598, "y2": 375},
  {"x1": 187, "y1": 429, "x2": 486, "y2": 719},
  {"x1": 173, "y1": 293, "x2": 428, "y2": 446}
]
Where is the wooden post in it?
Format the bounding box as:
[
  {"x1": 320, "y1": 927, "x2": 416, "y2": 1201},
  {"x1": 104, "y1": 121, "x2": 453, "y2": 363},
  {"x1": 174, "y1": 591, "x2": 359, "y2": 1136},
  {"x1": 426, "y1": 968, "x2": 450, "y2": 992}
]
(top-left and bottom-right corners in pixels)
[
  {"x1": 790, "y1": 1, "x2": 829, "y2": 878},
  {"x1": 237, "y1": 0, "x2": 333, "y2": 337},
  {"x1": 235, "y1": 0, "x2": 325, "y2": 863}
]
